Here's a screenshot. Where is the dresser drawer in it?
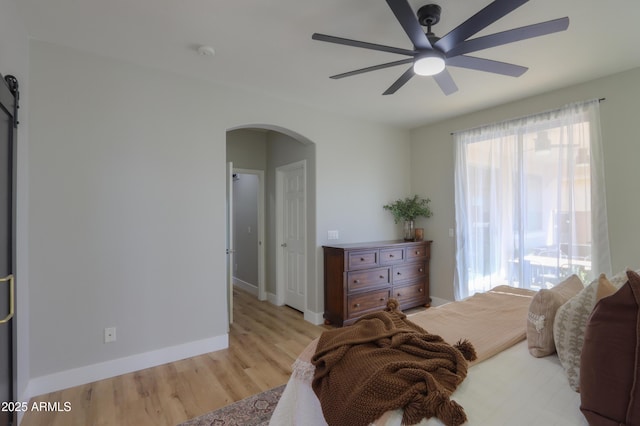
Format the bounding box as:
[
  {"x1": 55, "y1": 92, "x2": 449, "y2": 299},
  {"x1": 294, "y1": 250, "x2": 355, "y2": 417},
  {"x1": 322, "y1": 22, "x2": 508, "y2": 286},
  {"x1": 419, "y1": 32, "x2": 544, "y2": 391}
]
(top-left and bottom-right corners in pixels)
[
  {"x1": 347, "y1": 289, "x2": 390, "y2": 319},
  {"x1": 406, "y1": 244, "x2": 429, "y2": 260},
  {"x1": 347, "y1": 250, "x2": 379, "y2": 270},
  {"x1": 380, "y1": 248, "x2": 405, "y2": 265},
  {"x1": 393, "y1": 281, "x2": 427, "y2": 305},
  {"x1": 392, "y1": 261, "x2": 427, "y2": 283},
  {"x1": 347, "y1": 267, "x2": 390, "y2": 292}
]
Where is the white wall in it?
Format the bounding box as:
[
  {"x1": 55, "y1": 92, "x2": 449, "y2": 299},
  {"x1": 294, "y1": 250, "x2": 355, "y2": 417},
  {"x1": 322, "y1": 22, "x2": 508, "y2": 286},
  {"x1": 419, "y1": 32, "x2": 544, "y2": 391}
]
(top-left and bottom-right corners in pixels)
[
  {"x1": 0, "y1": 0, "x2": 30, "y2": 407},
  {"x1": 410, "y1": 67, "x2": 640, "y2": 301},
  {"x1": 226, "y1": 130, "x2": 267, "y2": 171},
  {"x1": 26, "y1": 39, "x2": 411, "y2": 396},
  {"x1": 27, "y1": 40, "x2": 228, "y2": 389}
]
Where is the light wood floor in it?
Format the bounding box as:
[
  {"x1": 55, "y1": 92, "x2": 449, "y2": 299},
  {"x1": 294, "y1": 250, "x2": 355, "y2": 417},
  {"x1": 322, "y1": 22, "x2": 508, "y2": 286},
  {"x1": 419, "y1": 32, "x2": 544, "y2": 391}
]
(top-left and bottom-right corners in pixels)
[{"x1": 21, "y1": 288, "x2": 329, "y2": 426}]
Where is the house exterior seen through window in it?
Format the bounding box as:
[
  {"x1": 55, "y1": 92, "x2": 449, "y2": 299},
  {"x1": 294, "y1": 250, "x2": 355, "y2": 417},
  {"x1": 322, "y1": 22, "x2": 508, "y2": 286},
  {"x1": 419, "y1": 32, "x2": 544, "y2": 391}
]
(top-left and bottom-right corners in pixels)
[{"x1": 454, "y1": 100, "x2": 609, "y2": 300}]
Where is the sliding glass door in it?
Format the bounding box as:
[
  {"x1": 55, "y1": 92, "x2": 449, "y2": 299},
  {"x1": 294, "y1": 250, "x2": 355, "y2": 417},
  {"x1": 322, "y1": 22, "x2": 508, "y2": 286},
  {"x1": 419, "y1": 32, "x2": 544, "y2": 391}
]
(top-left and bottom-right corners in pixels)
[{"x1": 454, "y1": 100, "x2": 610, "y2": 299}]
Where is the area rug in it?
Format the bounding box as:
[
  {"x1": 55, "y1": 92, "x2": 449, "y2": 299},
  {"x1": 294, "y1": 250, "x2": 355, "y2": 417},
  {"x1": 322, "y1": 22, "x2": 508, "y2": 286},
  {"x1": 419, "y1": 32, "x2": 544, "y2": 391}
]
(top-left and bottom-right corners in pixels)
[{"x1": 178, "y1": 384, "x2": 285, "y2": 426}]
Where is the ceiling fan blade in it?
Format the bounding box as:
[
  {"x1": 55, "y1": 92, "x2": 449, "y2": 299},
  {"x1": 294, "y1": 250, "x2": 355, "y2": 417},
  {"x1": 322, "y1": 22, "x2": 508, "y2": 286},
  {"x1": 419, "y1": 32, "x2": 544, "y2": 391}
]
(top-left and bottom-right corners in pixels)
[
  {"x1": 312, "y1": 33, "x2": 415, "y2": 56},
  {"x1": 385, "y1": 0, "x2": 432, "y2": 50},
  {"x1": 433, "y1": 69, "x2": 458, "y2": 95},
  {"x1": 330, "y1": 58, "x2": 415, "y2": 79},
  {"x1": 436, "y1": 0, "x2": 529, "y2": 53},
  {"x1": 446, "y1": 17, "x2": 569, "y2": 57},
  {"x1": 383, "y1": 67, "x2": 415, "y2": 95},
  {"x1": 447, "y1": 55, "x2": 527, "y2": 77}
]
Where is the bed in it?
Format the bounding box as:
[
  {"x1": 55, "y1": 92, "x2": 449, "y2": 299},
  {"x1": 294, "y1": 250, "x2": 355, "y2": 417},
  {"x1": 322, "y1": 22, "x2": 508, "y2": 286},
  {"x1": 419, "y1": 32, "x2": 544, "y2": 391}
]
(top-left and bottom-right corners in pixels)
[
  {"x1": 271, "y1": 340, "x2": 583, "y2": 425},
  {"x1": 270, "y1": 275, "x2": 640, "y2": 426}
]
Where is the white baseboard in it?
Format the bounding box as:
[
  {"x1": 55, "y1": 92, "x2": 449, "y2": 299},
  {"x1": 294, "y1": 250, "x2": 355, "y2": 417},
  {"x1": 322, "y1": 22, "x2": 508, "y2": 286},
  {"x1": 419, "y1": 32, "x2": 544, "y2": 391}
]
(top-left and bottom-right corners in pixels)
[
  {"x1": 23, "y1": 334, "x2": 228, "y2": 400},
  {"x1": 430, "y1": 296, "x2": 451, "y2": 307},
  {"x1": 304, "y1": 310, "x2": 324, "y2": 325},
  {"x1": 264, "y1": 292, "x2": 323, "y2": 325},
  {"x1": 266, "y1": 291, "x2": 280, "y2": 305},
  {"x1": 233, "y1": 277, "x2": 258, "y2": 296}
]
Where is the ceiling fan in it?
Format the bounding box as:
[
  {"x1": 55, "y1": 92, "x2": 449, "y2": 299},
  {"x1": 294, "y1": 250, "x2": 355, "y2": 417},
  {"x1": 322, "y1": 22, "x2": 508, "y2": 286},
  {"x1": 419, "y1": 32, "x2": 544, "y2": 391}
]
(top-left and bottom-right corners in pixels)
[{"x1": 312, "y1": 0, "x2": 569, "y2": 95}]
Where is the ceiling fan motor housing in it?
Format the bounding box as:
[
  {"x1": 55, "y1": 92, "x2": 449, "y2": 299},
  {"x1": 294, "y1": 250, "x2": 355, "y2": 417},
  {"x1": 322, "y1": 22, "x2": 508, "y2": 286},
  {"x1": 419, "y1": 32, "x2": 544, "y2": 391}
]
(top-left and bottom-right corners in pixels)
[{"x1": 417, "y1": 4, "x2": 441, "y2": 27}]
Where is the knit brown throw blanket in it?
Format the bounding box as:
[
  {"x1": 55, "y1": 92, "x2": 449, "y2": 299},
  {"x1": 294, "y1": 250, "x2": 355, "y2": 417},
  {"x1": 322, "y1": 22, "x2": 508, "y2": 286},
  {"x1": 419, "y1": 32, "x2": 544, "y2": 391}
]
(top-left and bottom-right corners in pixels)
[{"x1": 311, "y1": 300, "x2": 477, "y2": 426}]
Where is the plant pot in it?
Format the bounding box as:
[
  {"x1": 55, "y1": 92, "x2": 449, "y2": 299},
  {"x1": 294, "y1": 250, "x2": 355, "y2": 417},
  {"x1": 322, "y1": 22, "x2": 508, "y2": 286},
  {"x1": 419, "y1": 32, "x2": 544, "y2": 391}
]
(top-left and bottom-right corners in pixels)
[{"x1": 403, "y1": 220, "x2": 415, "y2": 241}]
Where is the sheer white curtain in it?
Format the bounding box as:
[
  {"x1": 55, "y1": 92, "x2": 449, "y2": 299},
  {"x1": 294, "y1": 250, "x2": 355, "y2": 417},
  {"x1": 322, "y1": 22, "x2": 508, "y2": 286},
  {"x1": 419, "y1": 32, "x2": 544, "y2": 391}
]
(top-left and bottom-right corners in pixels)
[{"x1": 453, "y1": 99, "x2": 610, "y2": 300}]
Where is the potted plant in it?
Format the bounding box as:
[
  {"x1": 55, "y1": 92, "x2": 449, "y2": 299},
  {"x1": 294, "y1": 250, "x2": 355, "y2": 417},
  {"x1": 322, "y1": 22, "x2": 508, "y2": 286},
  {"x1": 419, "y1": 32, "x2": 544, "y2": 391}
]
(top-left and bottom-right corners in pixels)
[{"x1": 383, "y1": 195, "x2": 433, "y2": 241}]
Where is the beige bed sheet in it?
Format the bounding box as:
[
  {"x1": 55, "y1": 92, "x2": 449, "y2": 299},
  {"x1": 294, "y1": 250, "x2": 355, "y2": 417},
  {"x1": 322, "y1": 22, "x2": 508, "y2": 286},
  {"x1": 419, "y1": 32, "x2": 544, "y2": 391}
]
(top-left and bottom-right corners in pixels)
[{"x1": 408, "y1": 285, "x2": 535, "y2": 364}]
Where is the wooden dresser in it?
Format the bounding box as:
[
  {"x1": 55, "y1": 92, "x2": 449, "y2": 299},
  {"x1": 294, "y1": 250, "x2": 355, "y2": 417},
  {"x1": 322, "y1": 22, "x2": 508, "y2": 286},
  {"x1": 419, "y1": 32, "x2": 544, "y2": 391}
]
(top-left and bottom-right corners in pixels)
[{"x1": 322, "y1": 240, "x2": 432, "y2": 326}]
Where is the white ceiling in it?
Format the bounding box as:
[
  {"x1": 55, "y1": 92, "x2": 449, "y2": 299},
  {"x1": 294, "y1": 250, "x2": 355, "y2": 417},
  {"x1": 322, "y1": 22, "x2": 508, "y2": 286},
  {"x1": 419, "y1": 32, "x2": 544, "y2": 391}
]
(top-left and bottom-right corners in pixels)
[{"x1": 17, "y1": 0, "x2": 640, "y2": 129}]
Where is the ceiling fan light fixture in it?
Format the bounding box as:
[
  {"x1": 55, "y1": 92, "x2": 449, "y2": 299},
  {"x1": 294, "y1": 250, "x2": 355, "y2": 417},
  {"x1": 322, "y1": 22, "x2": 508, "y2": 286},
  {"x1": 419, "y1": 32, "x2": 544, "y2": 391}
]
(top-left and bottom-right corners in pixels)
[{"x1": 413, "y1": 52, "x2": 445, "y2": 76}]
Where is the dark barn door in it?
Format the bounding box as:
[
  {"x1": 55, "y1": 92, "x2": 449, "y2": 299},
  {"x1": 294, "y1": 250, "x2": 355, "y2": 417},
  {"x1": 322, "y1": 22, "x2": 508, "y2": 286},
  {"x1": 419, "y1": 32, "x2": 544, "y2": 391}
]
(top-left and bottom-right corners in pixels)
[{"x1": 0, "y1": 74, "x2": 18, "y2": 426}]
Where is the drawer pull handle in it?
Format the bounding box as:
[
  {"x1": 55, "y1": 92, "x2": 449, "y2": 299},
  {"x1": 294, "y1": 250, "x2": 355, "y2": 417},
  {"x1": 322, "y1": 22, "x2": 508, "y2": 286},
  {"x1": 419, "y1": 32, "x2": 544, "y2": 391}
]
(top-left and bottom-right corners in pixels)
[
  {"x1": 379, "y1": 275, "x2": 385, "y2": 279},
  {"x1": 355, "y1": 303, "x2": 361, "y2": 307},
  {"x1": 419, "y1": 288, "x2": 423, "y2": 292},
  {"x1": 397, "y1": 293, "x2": 402, "y2": 297},
  {"x1": 360, "y1": 257, "x2": 365, "y2": 261},
  {"x1": 379, "y1": 298, "x2": 385, "y2": 301},
  {"x1": 415, "y1": 251, "x2": 420, "y2": 255},
  {"x1": 397, "y1": 272, "x2": 401, "y2": 275},
  {"x1": 419, "y1": 268, "x2": 424, "y2": 272},
  {"x1": 354, "y1": 279, "x2": 360, "y2": 283},
  {"x1": 389, "y1": 254, "x2": 394, "y2": 258}
]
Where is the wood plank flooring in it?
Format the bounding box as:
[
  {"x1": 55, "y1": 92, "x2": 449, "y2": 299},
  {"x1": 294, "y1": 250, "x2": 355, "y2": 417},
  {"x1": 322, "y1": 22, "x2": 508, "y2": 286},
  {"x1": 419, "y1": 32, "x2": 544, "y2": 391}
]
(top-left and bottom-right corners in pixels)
[{"x1": 20, "y1": 288, "x2": 328, "y2": 426}]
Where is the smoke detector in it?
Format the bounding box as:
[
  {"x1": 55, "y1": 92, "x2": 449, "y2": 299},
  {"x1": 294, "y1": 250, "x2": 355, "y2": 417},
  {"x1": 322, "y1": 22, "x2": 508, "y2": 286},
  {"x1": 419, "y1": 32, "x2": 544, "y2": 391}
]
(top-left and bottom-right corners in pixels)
[{"x1": 196, "y1": 45, "x2": 215, "y2": 57}]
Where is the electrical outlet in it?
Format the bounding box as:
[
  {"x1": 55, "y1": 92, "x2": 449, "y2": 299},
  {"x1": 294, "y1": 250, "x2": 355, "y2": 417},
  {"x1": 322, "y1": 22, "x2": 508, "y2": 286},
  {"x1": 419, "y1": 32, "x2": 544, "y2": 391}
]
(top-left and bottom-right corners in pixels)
[
  {"x1": 104, "y1": 327, "x2": 116, "y2": 343},
  {"x1": 328, "y1": 230, "x2": 339, "y2": 240}
]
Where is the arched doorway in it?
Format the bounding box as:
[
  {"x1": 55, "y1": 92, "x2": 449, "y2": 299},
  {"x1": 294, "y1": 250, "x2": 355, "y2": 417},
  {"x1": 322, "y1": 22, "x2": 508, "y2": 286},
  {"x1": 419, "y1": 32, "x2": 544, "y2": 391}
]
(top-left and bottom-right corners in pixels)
[{"x1": 225, "y1": 126, "x2": 316, "y2": 320}]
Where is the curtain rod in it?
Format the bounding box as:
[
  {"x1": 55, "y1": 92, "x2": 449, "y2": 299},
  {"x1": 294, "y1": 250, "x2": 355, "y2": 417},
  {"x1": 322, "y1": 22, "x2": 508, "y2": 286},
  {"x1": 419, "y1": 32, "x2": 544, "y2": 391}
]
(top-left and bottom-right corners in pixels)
[{"x1": 449, "y1": 98, "x2": 606, "y2": 136}]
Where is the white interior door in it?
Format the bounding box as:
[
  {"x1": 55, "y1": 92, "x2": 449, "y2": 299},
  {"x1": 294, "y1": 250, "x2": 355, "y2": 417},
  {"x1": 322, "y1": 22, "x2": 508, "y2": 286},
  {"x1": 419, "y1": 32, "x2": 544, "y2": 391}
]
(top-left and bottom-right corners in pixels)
[
  {"x1": 226, "y1": 161, "x2": 234, "y2": 326},
  {"x1": 277, "y1": 161, "x2": 306, "y2": 312}
]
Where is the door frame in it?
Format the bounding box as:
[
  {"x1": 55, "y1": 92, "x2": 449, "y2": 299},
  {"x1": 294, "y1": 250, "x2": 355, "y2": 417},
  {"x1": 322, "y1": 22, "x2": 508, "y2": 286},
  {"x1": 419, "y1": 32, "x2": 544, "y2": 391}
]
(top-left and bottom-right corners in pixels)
[
  {"x1": 232, "y1": 168, "x2": 266, "y2": 301},
  {"x1": 226, "y1": 162, "x2": 234, "y2": 327},
  {"x1": 275, "y1": 160, "x2": 307, "y2": 309}
]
